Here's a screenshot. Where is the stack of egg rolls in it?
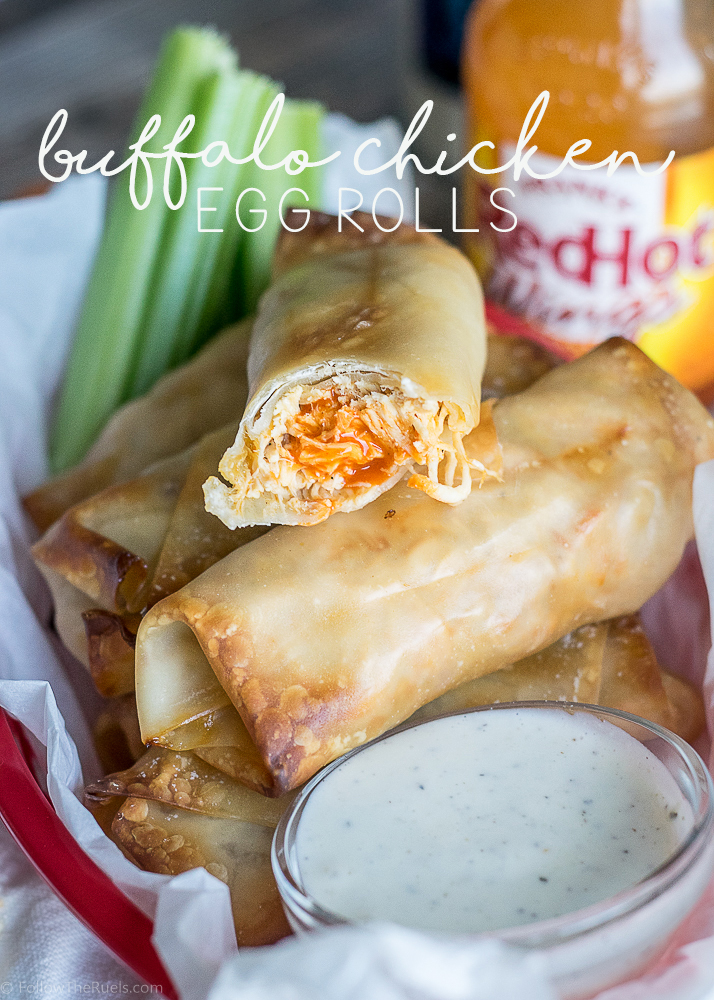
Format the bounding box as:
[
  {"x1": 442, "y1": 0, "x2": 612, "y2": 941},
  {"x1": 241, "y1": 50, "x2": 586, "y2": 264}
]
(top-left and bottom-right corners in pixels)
[{"x1": 28, "y1": 215, "x2": 714, "y2": 945}]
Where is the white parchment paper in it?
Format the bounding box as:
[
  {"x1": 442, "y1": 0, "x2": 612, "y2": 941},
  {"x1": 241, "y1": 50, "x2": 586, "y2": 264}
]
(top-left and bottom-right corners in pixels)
[{"x1": 1, "y1": 132, "x2": 714, "y2": 1000}]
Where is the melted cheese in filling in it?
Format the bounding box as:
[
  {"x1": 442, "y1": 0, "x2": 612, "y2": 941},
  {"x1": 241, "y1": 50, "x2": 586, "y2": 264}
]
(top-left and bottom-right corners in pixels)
[{"x1": 205, "y1": 375, "x2": 499, "y2": 525}]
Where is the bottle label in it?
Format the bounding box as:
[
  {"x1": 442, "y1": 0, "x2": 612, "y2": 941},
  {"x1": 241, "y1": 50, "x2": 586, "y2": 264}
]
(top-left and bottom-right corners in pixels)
[{"x1": 475, "y1": 145, "x2": 714, "y2": 392}]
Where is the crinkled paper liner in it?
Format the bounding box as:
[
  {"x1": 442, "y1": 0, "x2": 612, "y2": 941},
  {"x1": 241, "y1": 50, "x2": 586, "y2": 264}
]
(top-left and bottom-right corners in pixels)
[{"x1": 1, "y1": 135, "x2": 714, "y2": 1000}]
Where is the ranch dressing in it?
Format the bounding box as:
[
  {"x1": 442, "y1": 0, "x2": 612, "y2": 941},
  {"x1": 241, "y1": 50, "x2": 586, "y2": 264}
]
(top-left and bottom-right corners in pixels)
[{"x1": 295, "y1": 708, "x2": 692, "y2": 933}]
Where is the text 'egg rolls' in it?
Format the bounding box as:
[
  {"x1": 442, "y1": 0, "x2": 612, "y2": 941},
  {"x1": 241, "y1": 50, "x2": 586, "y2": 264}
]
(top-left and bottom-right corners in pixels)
[
  {"x1": 203, "y1": 212, "x2": 499, "y2": 529},
  {"x1": 137, "y1": 339, "x2": 714, "y2": 794}
]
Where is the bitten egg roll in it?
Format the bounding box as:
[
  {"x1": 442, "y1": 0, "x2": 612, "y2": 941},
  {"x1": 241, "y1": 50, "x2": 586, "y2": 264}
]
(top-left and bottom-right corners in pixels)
[
  {"x1": 203, "y1": 213, "x2": 499, "y2": 529},
  {"x1": 32, "y1": 331, "x2": 543, "y2": 698},
  {"x1": 138, "y1": 339, "x2": 714, "y2": 793}
]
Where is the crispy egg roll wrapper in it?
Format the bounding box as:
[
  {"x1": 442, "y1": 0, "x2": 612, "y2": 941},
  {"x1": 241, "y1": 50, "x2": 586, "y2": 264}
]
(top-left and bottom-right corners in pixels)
[
  {"x1": 37, "y1": 565, "x2": 138, "y2": 697},
  {"x1": 33, "y1": 331, "x2": 548, "y2": 697},
  {"x1": 87, "y1": 748, "x2": 292, "y2": 945},
  {"x1": 154, "y1": 622, "x2": 606, "y2": 791},
  {"x1": 33, "y1": 427, "x2": 270, "y2": 695},
  {"x1": 32, "y1": 452, "x2": 189, "y2": 696},
  {"x1": 598, "y1": 615, "x2": 705, "y2": 743},
  {"x1": 137, "y1": 621, "x2": 604, "y2": 790},
  {"x1": 147, "y1": 424, "x2": 268, "y2": 606},
  {"x1": 156, "y1": 705, "x2": 275, "y2": 795},
  {"x1": 412, "y1": 615, "x2": 705, "y2": 743},
  {"x1": 25, "y1": 319, "x2": 253, "y2": 533},
  {"x1": 91, "y1": 797, "x2": 125, "y2": 839},
  {"x1": 411, "y1": 622, "x2": 607, "y2": 722},
  {"x1": 35, "y1": 545, "x2": 139, "y2": 696},
  {"x1": 87, "y1": 746, "x2": 290, "y2": 823},
  {"x1": 274, "y1": 213, "x2": 557, "y2": 397},
  {"x1": 138, "y1": 339, "x2": 714, "y2": 793},
  {"x1": 271, "y1": 209, "x2": 441, "y2": 278},
  {"x1": 204, "y1": 224, "x2": 496, "y2": 528},
  {"x1": 36, "y1": 331, "x2": 540, "y2": 614},
  {"x1": 152, "y1": 616, "x2": 702, "y2": 790},
  {"x1": 110, "y1": 798, "x2": 289, "y2": 946},
  {"x1": 41, "y1": 568, "x2": 101, "y2": 669},
  {"x1": 82, "y1": 610, "x2": 139, "y2": 697},
  {"x1": 33, "y1": 451, "x2": 192, "y2": 615},
  {"x1": 661, "y1": 673, "x2": 706, "y2": 746}
]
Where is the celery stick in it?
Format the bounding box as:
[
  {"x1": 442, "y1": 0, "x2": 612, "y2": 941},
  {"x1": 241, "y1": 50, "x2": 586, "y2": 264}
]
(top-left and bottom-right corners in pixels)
[
  {"x1": 126, "y1": 68, "x2": 249, "y2": 397},
  {"x1": 166, "y1": 74, "x2": 276, "y2": 367},
  {"x1": 178, "y1": 76, "x2": 280, "y2": 358},
  {"x1": 237, "y1": 97, "x2": 326, "y2": 314},
  {"x1": 50, "y1": 28, "x2": 236, "y2": 473}
]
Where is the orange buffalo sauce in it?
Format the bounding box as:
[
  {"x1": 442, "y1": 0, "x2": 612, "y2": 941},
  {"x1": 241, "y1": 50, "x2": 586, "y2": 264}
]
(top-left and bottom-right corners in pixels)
[
  {"x1": 283, "y1": 393, "x2": 416, "y2": 489},
  {"x1": 462, "y1": 0, "x2": 714, "y2": 395}
]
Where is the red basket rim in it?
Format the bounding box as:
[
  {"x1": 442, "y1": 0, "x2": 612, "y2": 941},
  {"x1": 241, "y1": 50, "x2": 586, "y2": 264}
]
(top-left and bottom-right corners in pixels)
[{"x1": 0, "y1": 707, "x2": 177, "y2": 997}]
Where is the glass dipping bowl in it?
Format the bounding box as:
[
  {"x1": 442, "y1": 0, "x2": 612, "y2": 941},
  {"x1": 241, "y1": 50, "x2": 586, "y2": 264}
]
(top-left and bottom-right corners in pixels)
[{"x1": 272, "y1": 702, "x2": 714, "y2": 1000}]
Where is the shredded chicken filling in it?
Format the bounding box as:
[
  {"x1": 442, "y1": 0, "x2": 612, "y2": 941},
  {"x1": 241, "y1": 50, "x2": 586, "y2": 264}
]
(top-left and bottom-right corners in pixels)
[
  {"x1": 216, "y1": 375, "x2": 497, "y2": 512},
  {"x1": 280, "y1": 389, "x2": 420, "y2": 489}
]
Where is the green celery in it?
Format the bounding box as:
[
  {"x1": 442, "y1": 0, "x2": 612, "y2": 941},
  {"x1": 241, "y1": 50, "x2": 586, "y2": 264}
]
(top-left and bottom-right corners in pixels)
[
  {"x1": 50, "y1": 27, "x2": 237, "y2": 473},
  {"x1": 169, "y1": 73, "x2": 278, "y2": 366},
  {"x1": 51, "y1": 29, "x2": 328, "y2": 475},
  {"x1": 236, "y1": 97, "x2": 326, "y2": 314},
  {"x1": 126, "y1": 68, "x2": 251, "y2": 397}
]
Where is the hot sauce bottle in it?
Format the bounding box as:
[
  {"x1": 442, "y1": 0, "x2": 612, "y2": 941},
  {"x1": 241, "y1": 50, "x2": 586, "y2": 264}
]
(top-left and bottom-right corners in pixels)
[{"x1": 462, "y1": 0, "x2": 714, "y2": 394}]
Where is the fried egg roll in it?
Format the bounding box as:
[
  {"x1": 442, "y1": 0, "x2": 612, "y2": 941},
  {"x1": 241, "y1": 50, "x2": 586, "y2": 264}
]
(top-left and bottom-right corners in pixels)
[
  {"x1": 204, "y1": 214, "x2": 498, "y2": 529},
  {"x1": 24, "y1": 319, "x2": 252, "y2": 533},
  {"x1": 139, "y1": 611, "x2": 703, "y2": 796},
  {"x1": 94, "y1": 694, "x2": 145, "y2": 774},
  {"x1": 411, "y1": 615, "x2": 704, "y2": 744},
  {"x1": 33, "y1": 424, "x2": 268, "y2": 695},
  {"x1": 86, "y1": 749, "x2": 291, "y2": 946},
  {"x1": 138, "y1": 340, "x2": 714, "y2": 793},
  {"x1": 33, "y1": 330, "x2": 539, "y2": 697}
]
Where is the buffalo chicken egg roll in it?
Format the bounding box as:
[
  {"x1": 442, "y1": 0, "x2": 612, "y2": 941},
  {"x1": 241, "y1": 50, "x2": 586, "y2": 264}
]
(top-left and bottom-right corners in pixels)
[
  {"x1": 139, "y1": 340, "x2": 714, "y2": 793},
  {"x1": 31, "y1": 330, "x2": 553, "y2": 698},
  {"x1": 203, "y1": 215, "x2": 498, "y2": 528},
  {"x1": 137, "y1": 613, "x2": 704, "y2": 797}
]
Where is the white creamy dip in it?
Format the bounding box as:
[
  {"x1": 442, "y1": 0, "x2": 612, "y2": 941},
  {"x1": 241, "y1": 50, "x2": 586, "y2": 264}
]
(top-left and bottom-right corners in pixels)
[{"x1": 295, "y1": 708, "x2": 692, "y2": 933}]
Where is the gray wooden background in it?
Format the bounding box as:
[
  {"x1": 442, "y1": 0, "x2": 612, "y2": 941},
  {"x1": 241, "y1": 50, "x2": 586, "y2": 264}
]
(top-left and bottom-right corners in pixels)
[
  {"x1": 0, "y1": 0, "x2": 411, "y2": 195},
  {"x1": 0, "y1": 0, "x2": 461, "y2": 225}
]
